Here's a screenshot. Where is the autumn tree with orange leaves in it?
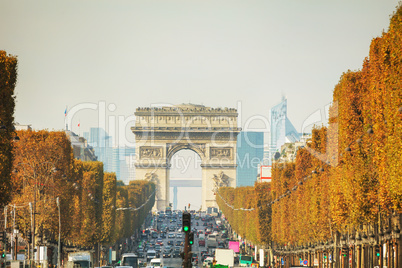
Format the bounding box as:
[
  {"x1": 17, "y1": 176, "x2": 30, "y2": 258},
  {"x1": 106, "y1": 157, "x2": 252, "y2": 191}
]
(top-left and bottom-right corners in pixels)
[
  {"x1": 9, "y1": 129, "x2": 154, "y2": 249},
  {"x1": 0, "y1": 51, "x2": 17, "y2": 208}
]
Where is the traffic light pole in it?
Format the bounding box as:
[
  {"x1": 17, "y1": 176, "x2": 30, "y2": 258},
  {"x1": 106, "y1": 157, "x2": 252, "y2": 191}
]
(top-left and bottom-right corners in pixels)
[
  {"x1": 182, "y1": 212, "x2": 192, "y2": 268},
  {"x1": 183, "y1": 231, "x2": 190, "y2": 268}
]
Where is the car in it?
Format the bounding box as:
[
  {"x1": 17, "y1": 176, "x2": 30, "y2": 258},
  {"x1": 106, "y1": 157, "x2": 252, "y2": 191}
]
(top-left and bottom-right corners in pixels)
[
  {"x1": 176, "y1": 233, "x2": 183, "y2": 238},
  {"x1": 172, "y1": 248, "x2": 181, "y2": 258},
  {"x1": 162, "y1": 249, "x2": 171, "y2": 258},
  {"x1": 167, "y1": 240, "x2": 174, "y2": 246},
  {"x1": 156, "y1": 238, "x2": 163, "y2": 245},
  {"x1": 164, "y1": 245, "x2": 172, "y2": 252},
  {"x1": 168, "y1": 233, "x2": 175, "y2": 238}
]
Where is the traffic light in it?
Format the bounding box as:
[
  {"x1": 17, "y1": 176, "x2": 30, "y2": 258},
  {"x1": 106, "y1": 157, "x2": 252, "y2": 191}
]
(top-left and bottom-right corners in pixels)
[
  {"x1": 375, "y1": 245, "x2": 380, "y2": 257},
  {"x1": 0, "y1": 231, "x2": 4, "y2": 243},
  {"x1": 341, "y1": 247, "x2": 348, "y2": 257},
  {"x1": 1, "y1": 252, "x2": 5, "y2": 259},
  {"x1": 27, "y1": 231, "x2": 32, "y2": 243},
  {"x1": 188, "y1": 232, "x2": 194, "y2": 245},
  {"x1": 182, "y1": 212, "x2": 191, "y2": 232}
]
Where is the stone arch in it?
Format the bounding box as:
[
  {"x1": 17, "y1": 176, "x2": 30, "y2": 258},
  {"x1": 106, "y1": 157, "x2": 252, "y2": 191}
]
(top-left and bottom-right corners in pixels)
[
  {"x1": 132, "y1": 104, "x2": 241, "y2": 211},
  {"x1": 166, "y1": 143, "x2": 206, "y2": 165}
]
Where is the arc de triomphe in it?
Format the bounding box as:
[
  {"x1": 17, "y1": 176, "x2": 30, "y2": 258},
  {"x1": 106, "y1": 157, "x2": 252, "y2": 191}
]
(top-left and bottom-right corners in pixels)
[{"x1": 131, "y1": 104, "x2": 241, "y2": 211}]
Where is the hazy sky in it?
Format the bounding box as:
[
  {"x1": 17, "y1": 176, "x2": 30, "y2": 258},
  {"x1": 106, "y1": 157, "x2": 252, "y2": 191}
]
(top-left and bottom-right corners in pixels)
[
  {"x1": 2, "y1": 0, "x2": 399, "y2": 210},
  {"x1": 1, "y1": 0, "x2": 399, "y2": 145}
]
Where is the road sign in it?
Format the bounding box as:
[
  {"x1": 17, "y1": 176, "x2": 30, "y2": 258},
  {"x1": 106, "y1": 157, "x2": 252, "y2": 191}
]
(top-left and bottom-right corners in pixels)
[{"x1": 303, "y1": 260, "x2": 308, "y2": 265}]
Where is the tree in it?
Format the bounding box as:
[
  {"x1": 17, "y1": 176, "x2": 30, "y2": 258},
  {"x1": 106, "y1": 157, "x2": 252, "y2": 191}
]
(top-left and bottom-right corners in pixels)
[{"x1": 0, "y1": 51, "x2": 17, "y2": 207}]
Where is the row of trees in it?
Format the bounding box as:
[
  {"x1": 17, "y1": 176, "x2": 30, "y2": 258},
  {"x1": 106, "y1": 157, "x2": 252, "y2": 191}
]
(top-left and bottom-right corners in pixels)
[
  {"x1": 217, "y1": 3, "x2": 402, "y2": 249},
  {"x1": 7, "y1": 130, "x2": 155, "y2": 248},
  {"x1": 216, "y1": 183, "x2": 271, "y2": 246}
]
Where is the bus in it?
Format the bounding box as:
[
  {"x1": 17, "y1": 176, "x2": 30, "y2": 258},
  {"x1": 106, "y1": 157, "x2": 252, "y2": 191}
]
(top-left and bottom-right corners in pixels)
[
  {"x1": 239, "y1": 255, "x2": 253, "y2": 267},
  {"x1": 165, "y1": 206, "x2": 172, "y2": 214}
]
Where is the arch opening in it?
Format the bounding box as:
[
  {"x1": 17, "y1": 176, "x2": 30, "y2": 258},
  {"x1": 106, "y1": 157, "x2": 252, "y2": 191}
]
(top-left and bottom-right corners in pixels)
[{"x1": 169, "y1": 149, "x2": 202, "y2": 211}]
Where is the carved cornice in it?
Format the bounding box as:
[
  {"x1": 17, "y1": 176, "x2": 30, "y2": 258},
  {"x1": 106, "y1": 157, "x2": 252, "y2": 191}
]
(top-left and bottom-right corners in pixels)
[
  {"x1": 133, "y1": 131, "x2": 239, "y2": 141},
  {"x1": 135, "y1": 105, "x2": 238, "y2": 116},
  {"x1": 200, "y1": 164, "x2": 237, "y2": 169},
  {"x1": 131, "y1": 126, "x2": 241, "y2": 132},
  {"x1": 135, "y1": 163, "x2": 170, "y2": 168}
]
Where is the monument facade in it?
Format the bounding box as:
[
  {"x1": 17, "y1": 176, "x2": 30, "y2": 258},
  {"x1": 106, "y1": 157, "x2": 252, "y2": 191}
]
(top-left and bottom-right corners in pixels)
[{"x1": 131, "y1": 104, "x2": 241, "y2": 210}]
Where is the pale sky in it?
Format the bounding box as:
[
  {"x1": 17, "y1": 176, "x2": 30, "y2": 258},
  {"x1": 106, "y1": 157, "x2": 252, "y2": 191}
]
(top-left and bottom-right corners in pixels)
[
  {"x1": 1, "y1": 0, "x2": 399, "y2": 144},
  {"x1": 2, "y1": 0, "x2": 399, "y2": 208}
]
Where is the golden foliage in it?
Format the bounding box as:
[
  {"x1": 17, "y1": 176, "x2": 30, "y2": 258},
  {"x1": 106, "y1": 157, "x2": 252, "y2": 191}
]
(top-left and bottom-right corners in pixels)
[{"x1": 0, "y1": 51, "x2": 17, "y2": 207}]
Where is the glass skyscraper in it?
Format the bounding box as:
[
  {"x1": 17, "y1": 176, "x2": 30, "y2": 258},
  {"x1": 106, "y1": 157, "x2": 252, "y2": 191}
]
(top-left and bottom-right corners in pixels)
[
  {"x1": 236, "y1": 131, "x2": 264, "y2": 186},
  {"x1": 269, "y1": 98, "x2": 301, "y2": 160},
  {"x1": 83, "y1": 128, "x2": 135, "y2": 184}
]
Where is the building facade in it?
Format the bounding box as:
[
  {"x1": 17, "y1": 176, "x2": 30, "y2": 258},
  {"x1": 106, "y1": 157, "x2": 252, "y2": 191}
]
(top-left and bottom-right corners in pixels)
[
  {"x1": 236, "y1": 131, "x2": 264, "y2": 186},
  {"x1": 65, "y1": 130, "x2": 97, "y2": 161}
]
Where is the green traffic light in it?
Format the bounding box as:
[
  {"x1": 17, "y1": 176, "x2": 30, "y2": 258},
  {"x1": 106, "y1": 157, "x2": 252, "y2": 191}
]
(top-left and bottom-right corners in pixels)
[
  {"x1": 189, "y1": 241, "x2": 193, "y2": 245},
  {"x1": 1, "y1": 253, "x2": 5, "y2": 258},
  {"x1": 184, "y1": 226, "x2": 189, "y2": 232},
  {"x1": 376, "y1": 253, "x2": 380, "y2": 257}
]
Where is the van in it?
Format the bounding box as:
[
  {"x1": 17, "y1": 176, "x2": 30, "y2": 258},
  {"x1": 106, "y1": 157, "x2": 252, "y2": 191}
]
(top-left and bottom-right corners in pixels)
[
  {"x1": 149, "y1": 258, "x2": 162, "y2": 267},
  {"x1": 146, "y1": 250, "x2": 157, "y2": 262},
  {"x1": 121, "y1": 253, "x2": 139, "y2": 268}
]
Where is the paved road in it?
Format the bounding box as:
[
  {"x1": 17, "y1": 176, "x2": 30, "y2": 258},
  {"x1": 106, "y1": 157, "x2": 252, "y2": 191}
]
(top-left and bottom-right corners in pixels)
[{"x1": 134, "y1": 211, "x2": 224, "y2": 267}]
